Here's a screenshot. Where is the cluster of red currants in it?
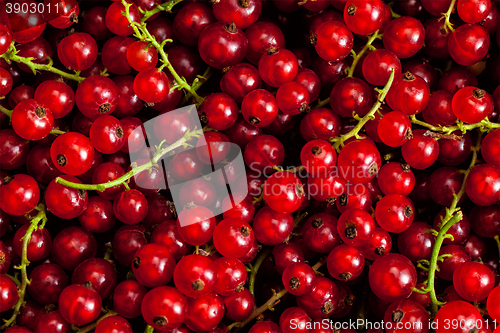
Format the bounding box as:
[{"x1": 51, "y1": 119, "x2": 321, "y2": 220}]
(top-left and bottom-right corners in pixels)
[{"x1": 0, "y1": 0, "x2": 499, "y2": 332}]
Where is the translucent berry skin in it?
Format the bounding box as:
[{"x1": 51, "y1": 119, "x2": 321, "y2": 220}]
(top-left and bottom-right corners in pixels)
[
  {"x1": 383, "y1": 300, "x2": 430, "y2": 333},
  {"x1": 330, "y1": 77, "x2": 373, "y2": 118},
  {"x1": 0, "y1": 24, "x2": 12, "y2": 55},
  {"x1": 0, "y1": 67, "x2": 13, "y2": 96},
  {"x1": 58, "y1": 284, "x2": 102, "y2": 326},
  {"x1": 198, "y1": 22, "x2": 248, "y2": 70},
  {"x1": 28, "y1": 263, "x2": 68, "y2": 304},
  {"x1": 362, "y1": 49, "x2": 402, "y2": 86},
  {"x1": 454, "y1": 261, "x2": 495, "y2": 302},
  {"x1": 141, "y1": 286, "x2": 187, "y2": 331},
  {"x1": 89, "y1": 115, "x2": 125, "y2": 154},
  {"x1": 11, "y1": 99, "x2": 54, "y2": 141},
  {"x1": 252, "y1": 206, "x2": 294, "y2": 246},
  {"x1": 13, "y1": 223, "x2": 51, "y2": 261},
  {"x1": 337, "y1": 140, "x2": 381, "y2": 184},
  {"x1": 213, "y1": 257, "x2": 247, "y2": 296},
  {"x1": 263, "y1": 171, "x2": 305, "y2": 214},
  {"x1": 34, "y1": 80, "x2": 75, "y2": 119},
  {"x1": 481, "y1": 129, "x2": 500, "y2": 166},
  {"x1": 327, "y1": 244, "x2": 365, "y2": 281},
  {"x1": 487, "y1": 286, "x2": 500, "y2": 322},
  {"x1": 241, "y1": 89, "x2": 279, "y2": 127},
  {"x1": 113, "y1": 189, "x2": 149, "y2": 225},
  {"x1": 401, "y1": 129, "x2": 439, "y2": 170},
  {"x1": 343, "y1": 0, "x2": 386, "y2": 35},
  {"x1": 72, "y1": 258, "x2": 117, "y2": 299},
  {"x1": 212, "y1": 0, "x2": 261, "y2": 29},
  {"x1": 184, "y1": 292, "x2": 225, "y2": 332},
  {"x1": 57, "y1": 32, "x2": 98, "y2": 71},
  {"x1": 302, "y1": 213, "x2": 341, "y2": 253},
  {"x1": 75, "y1": 75, "x2": 118, "y2": 119},
  {"x1": 375, "y1": 194, "x2": 415, "y2": 233},
  {"x1": 276, "y1": 81, "x2": 310, "y2": 115},
  {"x1": 105, "y1": 1, "x2": 140, "y2": 36},
  {"x1": 45, "y1": 174, "x2": 88, "y2": 219},
  {"x1": 176, "y1": 206, "x2": 216, "y2": 246},
  {"x1": 377, "y1": 111, "x2": 412, "y2": 147},
  {"x1": 452, "y1": 87, "x2": 494, "y2": 123},
  {"x1": 369, "y1": 253, "x2": 417, "y2": 302},
  {"x1": 244, "y1": 135, "x2": 285, "y2": 173},
  {"x1": 448, "y1": 24, "x2": 490, "y2": 66},
  {"x1": 434, "y1": 301, "x2": 483, "y2": 333},
  {"x1": 126, "y1": 41, "x2": 158, "y2": 72},
  {"x1": 199, "y1": 93, "x2": 239, "y2": 130},
  {"x1": 113, "y1": 280, "x2": 147, "y2": 319},
  {"x1": 362, "y1": 227, "x2": 392, "y2": 261},
  {"x1": 245, "y1": 21, "x2": 286, "y2": 65},
  {"x1": 173, "y1": 2, "x2": 215, "y2": 46},
  {"x1": 0, "y1": 274, "x2": 19, "y2": 312},
  {"x1": 213, "y1": 218, "x2": 254, "y2": 258},
  {"x1": 377, "y1": 162, "x2": 415, "y2": 196},
  {"x1": 296, "y1": 276, "x2": 340, "y2": 319},
  {"x1": 337, "y1": 208, "x2": 375, "y2": 247},
  {"x1": 0, "y1": 174, "x2": 40, "y2": 216},
  {"x1": 469, "y1": 204, "x2": 500, "y2": 238},
  {"x1": 133, "y1": 68, "x2": 169, "y2": 103},
  {"x1": 465, "y1": 164, "x2": 500, "y2": 206},
  {"x1": 223, "y1": 288, "x2": 255, "y2": 321},
  {"x1": 457, "y1": 0, "x2": 491, "y2": 23},
  {"x1": 282, "y1": 262, "x2": 317, "y2": 296},
  {"x1": 383, "y1": 17, "x2": 425, "y2": 59},
  {"x1": 313, "y1": 21, "x2": 353, "y2": 62},
  {"x1": 258, "y1": 48, "x2": 299, "y2": 88},
  {"x1": 132, "y1": 243, "x2": 175, "y2": 288},
  {"x1": 386, "y1": 72, "x2": 430, "y2": 116},
  {"x1": 300, "y1": 139, "x2": 337, "y2": 176},
  {"x1": 300, "y1": 108, "x2": 341, "y2": 142},
  {"x1": 398, "y1": 222, "x2": 436, "y2": 262},
  {"x1": 173, "y1": 254, "x2": 216, "y2": 298},
  {"x1": 95, "y1": 316, "x2": 132, "y2": 333}
]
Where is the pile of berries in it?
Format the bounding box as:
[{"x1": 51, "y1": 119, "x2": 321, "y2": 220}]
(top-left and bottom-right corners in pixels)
[{"x1": 0, "y1": 0, "x2": 499, "y2": 332}]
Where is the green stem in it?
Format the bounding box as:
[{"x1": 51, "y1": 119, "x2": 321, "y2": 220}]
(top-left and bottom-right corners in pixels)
[
  {"x1": 179, "y1": 66, "x2": 213, "y2": 106},
  {"x1": 248, "y1": 247, "x2": 272, "y2": 297},
  {"x1": 332, "y1": 68, "x2": 395, "y2": 151},
  {"x1": 0, "y1": 205, "x2": 47, "y2": 330},
  {"x1": 314, "y1": 97, "x2": 331, "y2": 109},
  {"x1": 121, "y1": 0, "x2": 205, "y2": 105},
  {"x1": 55, "y1": 128, "x2": 203, "y2": 191},
  {"x1": 0, "y1": 104, "x2": 12, "y2": 118},
  {"x1": 346, "y1": 30, "x2": 383, "y2": 78},
  {"x1": 494, "y1": 236, "x2": 500, "y2": 265},
  {"x1": 140, "y1": 0, "x2": 184, "y2": 22},
  {"x1": 420, "y1": 132, "x2": 482, "y2": 317},
  {"x1": 442, "y1": 0, "x2": 457, "y2": 33},
  {"x1": 77, "y1": 310, "x2": 118, "y2": 333},
  {"x1": 410, "y1": 115, "x2": 500, "y2": 134},
  {"x1": 1, "y1": 44, "x2": 84, "y2": 83},
  {"x1": 144, "y1": 324, "x2": 154, "y2": 333}
]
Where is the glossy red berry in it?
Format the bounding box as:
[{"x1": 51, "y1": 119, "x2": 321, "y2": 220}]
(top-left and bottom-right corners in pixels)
[
  {"x1": 126, "y1": 41, "x2": 158, "y2": 72},
  {"x1": 45, "y1": 175, "x2": 87, "y2": 219},
  {"x1": 132, "y1": 243, "x2": 175, "y2": 288},
  {"x1": 279, "y1": 307, "x2": 310, "y2": 333},
  {"x1": 13, "y1": 223, "x2": 51, "y2": 261},
  {"x1": 457, "y1": 0, "x2": 491, "y2": 23},
  {"x1": 0, "y1": 129, "x2": 30, "y2": 170},
  {"x1": 222, "y1": 193, "x2": 255, "y2": 224},
  {"x1": 282, "y1": 262, "x2": 316, "y2": 296},
  {"x1": 198, "y1": 22, "x2": 248, "y2": 70},
  {"x1": 481, "y1": 129, "x2": 500, "y2": 166},
  {"x1": 453, "y1": 261, "x2": 495, "y2": 302},
  {"x1": 76, "y1": 75, "x2": 118, "y2": 119},
  {"x1": 263, "y1": 171, "x2": 305, "y2": 214},
  {"x1": 369, "y1": 253, "x2": 417, "y2": 302},
  {"x1": 330, "y1": 77, "x2": 373, "y2": 118},
  {"x1": 95, "y1": 316, "x2": 132, "y2": 333},
  {"x1": 141, "y1": 286, "x2": 187, "y2": 331},
  {"x1": 0, "y1": 67, "x2": 13, "y2": 96},
  {"x1": 34, "y1": 80, "x2": 75, "y2": 119},
  {"x1": 213, "y1": 218, "x2": 254, "y2": 258},
  {"x1": 105, "y1": 1, "x2": 140, "y2": 36},
  {"x1": 172, "y1": 2, "x2": 215, "y2": 46},
  {"x1": 89, "y1": 115, "x2": 125, "y2": 154},
  {"x1": 398, "y1": 222, "x2": 436, "y2": 262},
  {"x1": 401, "y1": 129, "x2": 439, "y2": 170},
  {"x1": 312, "y1": 20, "x2": 353, "y2": 63},
  {"x1": 57, "y1": 33, "x2": 98, "y2": 71},
  {"x1": 185, "y1": 292, "x2": 225, "y2": 332},
  {"x1": 223, "y1": 288, "x2": 255, "y2": 321},
  {"x1": 377, "y1": 162, "x2": 415, "y2": 196},
  {"x1": 362, "y1": 49, "x2": 402, "y2": 86},
  {"x1": 375, "y1": 194, "x2": 415, "y2": 233},
  {"x1": 58, "y1": 283, "x2": 102, "y2": 326},
  {"x1": 452, "y1": 87, "x2": 494, "y2": 123},
  {"x1": 300, "y1": 108, "x2": 341, "y2": 142},
  {"x1": 302, "y1": 213, "x2": 341, "y2": 253},
  {"x1": 252, "y1": 206, "x2": 294, "y2": 246},
  {"x1": 377, "y1": 111, "x2": 412, "y2": 147},
  {"x1": 11, "y1": 99, "x2": 54, "y2": 141},
  {"x1": 0, "y1": 24, "x2": 12, "y2": 55},
  {"x1": 383, "y1": 17, "x2": 425, "y2": 58},
  {"x1": 434, "y1": 209, "x2": 470, "y2": 245},
  {"x1": 133, "y1": 68, "x2": 169, "y2": 103},
  {"x1": 199, "y1": 93, "x2": 239, "y2": 130},
  {"x1": 244, "y1": 134, "x2": 285, "y2": 173},
  {"x1": 259, "y1": 48, "x2": 299, "y2": 87},
  {"x1": 296, "y1": 277, "x2": 340, "y2": 319},
  {"x1": 337, "y1": 140, "x2": 381, "y2": 184},
  {"x1": 343, "y1": 0, "x2": 386, "y2": 35},
  {"x1": 241, "y1": 89, "x2": 279, "y2": 127},
  {"x1": 327, "y1": 244, "x2": 365, "y2": 281},
  {"x1": 383, "y1": 300, "x2": 430, "y2": 333},
  {"x1": 300, "y1": 139, "x2": 337, "y2": 177},
  {"x1": 212, "y1": 0, "x2": 261, "y2": 29},
  {"x1": 245, "y1": 21, "x2": 285, "y2": 65},
  {"x1": 28, "y1": 263, "x2": 68, "y2": 304},
  {"x1": 0, "y1": 274, "x2": 19, "y2": 312},
  {"x1": 469, "y1": 204, "x2": 500, "y2": 238},
  {"x1": 113, "y1": 189, "x2": 148, "y2": 225},
  {"x1": 465, "y1": 164, "x2": 500, "y2": 206},
  {"x1": 51, "y1": 226, "x2": 97, "y2": 270},
  {"x1": 362, "y1": 227, "x2": 392, "y2": 260},
  {"x1": 487, "y1": 286, "x2": 500, "y2": 322},
  {"x1": 0, "y1": 174, "x2": 40, "y2": 216},
  {"x1": 386, "y1": 72, "x2": 430, "y2": 115},
  {"x1": 72, "y1": 258, "x2": 117, "y2": 299},
  {"x1": 113, "y1": 280, "x2": 147, "y2": 319},
  {"x1": 213, "y1": 257, "x2": 247, "y2": 296},
  {"x1": 176, "y1": 206, "x2": 216, "y2": 246},
  {"x1": 448, "y1": 24, "x2": 490, "y2": 66},
  {"x1": 276, "y1": 81, "x2": 310, "y2": 115},
  {"x1": 174, "y1": 254, "x2": 217, "y2": 298}
]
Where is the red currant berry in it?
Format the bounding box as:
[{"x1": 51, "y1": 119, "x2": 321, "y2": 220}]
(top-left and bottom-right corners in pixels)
[
  {"x1": 172, "y1": 2, "x2": 215, "y2": 46},
  {"x1": 105, "y1": 1, "x2": 140, "y2": 36},
  {"x1": 0, "y1": 174, "x2": 40, "y2": 216},
  {"x1": 375, "y1": 194, "x2": 415, "y2": 233},
  {"x1": 72, "y1": 258, "x2": 117, "y2": 298},
  {"x1": 397, "y1": 222, "x2": 436, "y2": 262},
  {"x1": 383, "y1": 17, "x2": 425, "y2": 58},
  {"x1": 132, "y1": 243, "x2": 175, "y2": 287},
  {"x1": 126, "y1": 41, "x2": 158, "y2": 72},
  {"x1": 113, "y1": 189, "x2": 148, "y2": 225},
  {"x1": 28, "y1": 263, "x2": 68, "y2": 304},
  {"x1": 222, "y1": 193, "x2": 255, "y2": 224},
  {"x1": 327, "y1": 244, "x2": 365, "y2": 281},
  {"x1": 176, "y1": 206, "x2": 216, "y2": 246},
  {"x1": 51, "y1": 226, "x2": 97, "y2": 270},
  {"x1": 434, "y1": 301, "x2": 483, "y2": 333},
  {"x1": 433, "y1": 209, "x2": 471, "y2": 245},
  {"x1": 243, "y1": 134, "x2": 285, "y2": 173},
  {"x1": 300, "y1": 108, "x2": 341, "y2": 142},
  {"x1": 276, "y1": 81, "x2": 310, "y2": 115},
  {"x1": 133, "y1": 68, "x2": 169, "y2": 103},
  {"x1": 362, "y1": 227, "x2": 392, "y2": 260},
  {"x1": 199, "y1": 93, "x2": 239, "y2": 130},
  {"x1": 223, "y1": 288, "x2": 255, "y2": 321},
  {"x1": 34, "y1": 80, "x2": 75, "y2": 119},
  {"x1": 212, "y1": 0, "x2": 261, "y2": 29},
  {"x1": 174, "y1": 254, "x2": 217, "y2": 298},
  {"x1": 252, "y1": 206, "x2": 294, "y2": 246},
  {"x1": 337, "y1": 140, "x2": 381, "y2": 184},
  {"x1": 76, "y1": 75, "x2": 118, "y2": 119},
  {"x1": 11, "y1": 99, "x2": 53, "y2": 141},
  {"x1": 282, "y1": 262, "x2": 317, "y2": 296},
  {"x1": 312, "y1": 21, "x2": 353, "y2": 62},
  {"x1": 184, "y1": 292, "x2": 225, "y2": 332},
  {"x1": 458, "y1": 0, "x2": 491, "y2": 23},
  {"x1": 487, "y1": 286, "x2": 500, "y2": 322},
  {"x1": 113, "y1": 280, "x2": 147, "y2": 319},
  {"x1": 13, "y1": 223, "x2": 51, "y2": 261},
  {"x1": 296, "y1": 277, "x2": 340, "y2": 319},
  {"x1": 0, "y1": 24, "x2": 12, "y2": 55},
  {"x1": 448, "y1": 24, "x2": 490, "y2": 66},
  {"x1": 263, "y1": 171, "x2": 305, "y2": 214},
  {"x1": 213, "y1": 257, "x2": 247, "y2": 296},
  {"x1": 141, "y1": 286, "x2": 187, "y2": 331},
  {"x1": 377, "y1": 111, "x2": 413, "y2": 147},
  {"x1": 300, "y1": 139, "x2": 337, "y2": 176},
  {"x1": 58, "y1": 283, "x2": 102, "y2": 326},
  {"x1": 330, "y1": 77, "x2": 373, "y2": 118},
  {"x1": 369, "y1": 253, "x2": 417, "y2": 302},
  {"x1": 386, "y1": 72, "x2": 430, "y2": 115},
  {"x1": 242, "y1": 89, "x2": 279, "y2": 127},
  {"x1": 245, "y1": 21, "x2": 285, "y2": 65},
  {"x1": 302, "y1": 213, "x2": 341, "y2": 253},
  {"x1": 437, "y1": 245, "x2": 471, "y2": 281},
  {"x1": 89, "y1": 115, "x2": 125, "y2": 154},
  {"x1": 383, "y1": 300, "x2": 429, "y2": 333},
  {"x1": 259, "y1": 48, "x2": 299, "y2": 87},
  {"x1": 95, "y1": 316, "x2": 132, "y2": 333},
  {"x1": 453, "y1": 261, "x2": 495, "y2": 302},
  {"x1": 0, "y1": 67, "x2": 12, "y2": 96},
  {"x1": 481, "y1": 129, "x2": 500, "y2": 166},
  {"x1": 0, "y1": 274, "x2": 19, "y2": 312},
  {"x1": 465, "y1": 164, "x2": 500, "y2": 206},
  {"x1": 452, "y1": 87, "x2": 494, "y2": 123},
  {"x1": 362, "y1": 49, "x2": 402, "y2": 86},
  {"x1": 401, "y1": 129, "x2": 439, "y2": 170},
  {"x1": 213, "y1": 218, "x2": 254, "y2": 258},
  {"x1": 469, "y1": 204, "x2": 500, "y2": 238},
  {"x1": 343, "y1": 0, "x2": 386, "y2": 35},
  {"x1": 57, "y1": 32, "x2": 98, "y2": 71},
  {"x1": 45, "y1": 175, "x2": 88, "y2": 219},
  {"x1": 337, "y1": 208, "x2": 375, "y2": 246}
]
